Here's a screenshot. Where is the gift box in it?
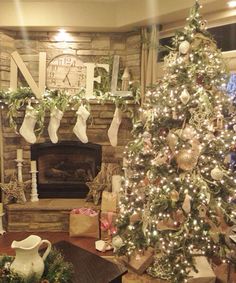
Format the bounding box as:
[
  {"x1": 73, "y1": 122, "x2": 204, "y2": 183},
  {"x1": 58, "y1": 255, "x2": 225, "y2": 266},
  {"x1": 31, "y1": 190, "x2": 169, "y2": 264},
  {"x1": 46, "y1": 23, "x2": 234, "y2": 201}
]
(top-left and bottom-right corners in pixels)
[
  {"x1": 122, "y1": 248, "x2": 154, "y2": 275},
  {"x1": 100, "y1": 211, "x2": 117, "y2": 241},
  {"x1": 69, "y1": 208, "x2": 100, "y2": 238},
  {"x1": 101, "y1": 191, "x2": 117, "y2": 212},
  {"x1": 188, "y1": 256, "x2": 216, "y2": 283}
]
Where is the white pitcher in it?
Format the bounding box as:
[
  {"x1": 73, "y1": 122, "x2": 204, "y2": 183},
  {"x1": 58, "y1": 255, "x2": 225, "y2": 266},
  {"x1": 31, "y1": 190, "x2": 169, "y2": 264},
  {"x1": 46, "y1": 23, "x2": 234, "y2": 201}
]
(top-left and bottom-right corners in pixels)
[{"x1": 10, "y1": 235, "x2": 51, "y2": 280}]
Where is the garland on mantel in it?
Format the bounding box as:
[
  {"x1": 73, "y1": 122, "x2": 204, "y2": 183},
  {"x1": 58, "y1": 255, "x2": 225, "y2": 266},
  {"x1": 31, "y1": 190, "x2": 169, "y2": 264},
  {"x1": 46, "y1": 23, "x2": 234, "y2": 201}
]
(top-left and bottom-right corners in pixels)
[{"x1": 0, "y1": 84, "x2": 140, "y2": 136}]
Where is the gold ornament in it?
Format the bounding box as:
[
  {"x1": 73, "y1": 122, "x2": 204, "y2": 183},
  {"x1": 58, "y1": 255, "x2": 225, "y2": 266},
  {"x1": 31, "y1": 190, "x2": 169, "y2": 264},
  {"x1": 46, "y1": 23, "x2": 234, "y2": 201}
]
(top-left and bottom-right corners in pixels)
[
  {"x1": 180, "y1": 89, "x2": 190, "y2": 105},
  {"x1": 170, "y1": 189, "x2": 179, "y2": 202},
  {"x1": 176, "y1": 149, "x2": 198, "y2": 171},
  {"x1": 179, "y1": 125, "x2": 196, "y2": 140},
  {"x1": 179, "y1": 40, "x2": 190, "y2": 55},
  {"x1": 210, "y1": 166, "x2": 223, "y2": 181},
  {"x1": 166, "y1": 132, "x2": 178, "y2": 152}
]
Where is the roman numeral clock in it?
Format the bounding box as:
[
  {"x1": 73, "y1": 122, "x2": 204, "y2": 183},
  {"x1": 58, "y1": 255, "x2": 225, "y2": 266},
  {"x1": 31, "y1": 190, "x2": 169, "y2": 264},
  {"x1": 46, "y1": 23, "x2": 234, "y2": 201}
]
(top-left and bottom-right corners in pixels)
[{"x1": 47, "y1": 54, "x2": 87, "y2": 95}]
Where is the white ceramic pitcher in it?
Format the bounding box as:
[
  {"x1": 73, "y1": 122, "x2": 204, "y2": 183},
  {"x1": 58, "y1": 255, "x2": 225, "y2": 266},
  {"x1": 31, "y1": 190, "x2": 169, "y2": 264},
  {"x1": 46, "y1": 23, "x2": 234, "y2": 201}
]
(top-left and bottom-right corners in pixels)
[{"x1": 10, "y1": 235, "x2": 51, "y2": 280}]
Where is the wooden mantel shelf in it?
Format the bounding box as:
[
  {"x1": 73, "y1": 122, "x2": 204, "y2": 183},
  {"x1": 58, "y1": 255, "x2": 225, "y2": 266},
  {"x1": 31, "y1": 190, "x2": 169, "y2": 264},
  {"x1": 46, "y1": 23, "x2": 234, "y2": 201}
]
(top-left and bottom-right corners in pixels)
[{"x1": 6, "y1": 199, "x2": 100, "y2": 232}]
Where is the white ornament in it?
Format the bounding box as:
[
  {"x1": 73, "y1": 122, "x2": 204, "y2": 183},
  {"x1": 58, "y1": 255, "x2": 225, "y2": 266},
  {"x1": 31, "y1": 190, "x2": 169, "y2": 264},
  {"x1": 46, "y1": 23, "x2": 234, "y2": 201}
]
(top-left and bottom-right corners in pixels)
[
  {"x1": 210, "y1": 166, "x2": 223, "y2": 181},
  {"x1": 180, "y1": 89, "x2": 190, "y2": 105},
  {"x1": 179, "y1": 40, "x2": 190, "y2": 55},
  {"x1": 233, "y1": 124, "x2": 236, "y2": 132},
  {"x1": 95, "y1": 240, "x2": 107, "y2": 252},
  {"x1": 112, "y1": 235, "x2": 124, "y2": 251}
]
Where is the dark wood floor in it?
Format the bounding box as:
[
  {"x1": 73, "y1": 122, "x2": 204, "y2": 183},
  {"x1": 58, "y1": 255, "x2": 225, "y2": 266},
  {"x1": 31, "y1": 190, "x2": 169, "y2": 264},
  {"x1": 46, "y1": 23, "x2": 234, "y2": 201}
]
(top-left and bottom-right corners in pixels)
[{"x1": 0, "y1": 232, "x2": 112, "y2": 256}]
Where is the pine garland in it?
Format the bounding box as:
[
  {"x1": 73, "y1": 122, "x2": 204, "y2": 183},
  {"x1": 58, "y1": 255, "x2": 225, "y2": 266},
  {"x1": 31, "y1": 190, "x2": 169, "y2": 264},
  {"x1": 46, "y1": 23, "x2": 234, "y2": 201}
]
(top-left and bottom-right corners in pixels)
[{"x1": 0, "y1": 248, "x2": 73, "y2": 283}]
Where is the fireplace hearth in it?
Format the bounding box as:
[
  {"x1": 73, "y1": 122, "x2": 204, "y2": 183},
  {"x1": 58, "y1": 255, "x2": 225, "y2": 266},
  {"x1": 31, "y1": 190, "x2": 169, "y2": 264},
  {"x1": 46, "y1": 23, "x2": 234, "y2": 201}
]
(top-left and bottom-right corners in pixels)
[{"x1": 31, "y1": 141, "x2": 102, "y2": 198}]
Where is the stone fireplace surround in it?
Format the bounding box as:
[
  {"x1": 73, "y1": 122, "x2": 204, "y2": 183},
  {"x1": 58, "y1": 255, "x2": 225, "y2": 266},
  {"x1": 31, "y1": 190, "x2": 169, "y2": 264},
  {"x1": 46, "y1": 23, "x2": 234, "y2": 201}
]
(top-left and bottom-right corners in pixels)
[{"x1": 0, "y1": 102, "x2": 133, "y2": 200}]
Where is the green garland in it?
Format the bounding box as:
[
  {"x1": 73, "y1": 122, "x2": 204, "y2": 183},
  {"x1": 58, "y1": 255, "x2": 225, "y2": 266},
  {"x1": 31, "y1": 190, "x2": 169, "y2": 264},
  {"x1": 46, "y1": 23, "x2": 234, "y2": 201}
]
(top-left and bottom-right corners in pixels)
[
  {"x1": 0, "y1": 248, "x2": 73, "y2": 283},
  {"x1": 0, "y1": 84, "x2": 140, "y2": 137}
]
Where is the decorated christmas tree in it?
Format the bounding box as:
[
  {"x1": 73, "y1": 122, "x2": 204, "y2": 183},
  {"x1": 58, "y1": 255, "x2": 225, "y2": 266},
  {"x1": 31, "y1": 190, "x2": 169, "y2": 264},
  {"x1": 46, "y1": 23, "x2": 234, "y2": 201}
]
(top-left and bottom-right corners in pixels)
[{"x1": 115, "y1": 1, "x2": 236, "y2": 282}]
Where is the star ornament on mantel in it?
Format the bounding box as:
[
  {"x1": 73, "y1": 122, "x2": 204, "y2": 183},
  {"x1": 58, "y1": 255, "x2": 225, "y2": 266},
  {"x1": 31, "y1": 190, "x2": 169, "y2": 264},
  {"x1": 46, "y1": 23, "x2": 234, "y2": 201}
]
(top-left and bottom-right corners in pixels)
[{"x1": 0, "y1": 175, "x2": 26, "y2": 204}]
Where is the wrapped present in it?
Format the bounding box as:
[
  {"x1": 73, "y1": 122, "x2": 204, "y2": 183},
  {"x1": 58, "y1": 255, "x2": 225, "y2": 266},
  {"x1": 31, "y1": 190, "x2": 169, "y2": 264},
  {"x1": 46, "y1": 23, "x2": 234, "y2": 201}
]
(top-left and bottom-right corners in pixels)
[
  {"x1": 188, "y1": 256, "x2": 216, "y2": 283},
  {"x1": 69, "y1": 208, "x2": 99, "y2": 238},
  {"x1": 100, "y1": 211, "x2": 117, "y2": 241},
  {"x1": 101, "y1": 191, "x2": 117, "y2": 212},
  {"x1": 112, "y1": 175, "x2": 122, "y2": 194},
  {"x1": 122, "y1": 248, "x2": 154, "y2": 275}
]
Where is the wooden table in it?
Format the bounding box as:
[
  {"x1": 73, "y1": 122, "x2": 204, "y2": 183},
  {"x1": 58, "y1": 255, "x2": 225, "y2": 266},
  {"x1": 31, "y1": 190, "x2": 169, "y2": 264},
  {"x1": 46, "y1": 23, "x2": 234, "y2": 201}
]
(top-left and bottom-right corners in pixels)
[{"x1": 52, "y1": 241, "x2": 127, "y2": 283}]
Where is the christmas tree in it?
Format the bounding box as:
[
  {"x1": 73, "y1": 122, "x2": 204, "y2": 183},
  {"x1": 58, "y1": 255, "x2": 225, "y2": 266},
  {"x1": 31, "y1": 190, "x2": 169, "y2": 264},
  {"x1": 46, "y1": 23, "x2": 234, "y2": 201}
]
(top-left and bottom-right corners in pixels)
[{"x1": 115, "y1": 1, "x2": 236, "y2": 282}]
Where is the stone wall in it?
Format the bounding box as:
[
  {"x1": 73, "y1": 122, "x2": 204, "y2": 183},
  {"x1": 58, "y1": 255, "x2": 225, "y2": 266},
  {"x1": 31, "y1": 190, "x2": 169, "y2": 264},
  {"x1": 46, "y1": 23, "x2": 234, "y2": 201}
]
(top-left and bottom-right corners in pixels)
[{"x1": 0, "y1": 30, "x2": 140, "y2": 193}]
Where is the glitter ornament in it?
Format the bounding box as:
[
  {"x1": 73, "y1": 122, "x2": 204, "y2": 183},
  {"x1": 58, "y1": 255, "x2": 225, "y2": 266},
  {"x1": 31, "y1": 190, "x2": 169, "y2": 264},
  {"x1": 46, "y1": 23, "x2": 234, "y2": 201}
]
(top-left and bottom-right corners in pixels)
[
  {"x1": 180, "y1": 89, "x2": 190, "y2": 105},
  {"x1": 179, "y1": 40, "x2": 190, "y2": 55},
  {"x1": 210, "y1": 166, "x2": 223, "y2": 181},
  {"x1": 180, "y1": 125, "x2": 196, "y2": 140},
  {"x1": 176, "y1": 149, "x2": 198, "y2": 171},
  {"x1": 170, "y1": 189, "x2": 179, "y2": 202}
]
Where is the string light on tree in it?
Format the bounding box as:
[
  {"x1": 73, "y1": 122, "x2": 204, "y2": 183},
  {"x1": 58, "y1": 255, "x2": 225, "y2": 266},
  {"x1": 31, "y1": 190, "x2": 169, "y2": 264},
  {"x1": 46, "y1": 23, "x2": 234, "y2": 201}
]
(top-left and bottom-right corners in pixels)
[{"x1": 115, "y1": 1, "x2": 236, "y2": 283}]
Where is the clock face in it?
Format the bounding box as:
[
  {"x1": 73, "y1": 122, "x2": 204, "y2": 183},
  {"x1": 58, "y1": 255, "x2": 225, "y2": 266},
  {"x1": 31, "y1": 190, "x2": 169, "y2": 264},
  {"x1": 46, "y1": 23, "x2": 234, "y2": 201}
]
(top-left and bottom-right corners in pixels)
[{"x1": 47, "y1": 54, "x2": 86, "y2": 95}]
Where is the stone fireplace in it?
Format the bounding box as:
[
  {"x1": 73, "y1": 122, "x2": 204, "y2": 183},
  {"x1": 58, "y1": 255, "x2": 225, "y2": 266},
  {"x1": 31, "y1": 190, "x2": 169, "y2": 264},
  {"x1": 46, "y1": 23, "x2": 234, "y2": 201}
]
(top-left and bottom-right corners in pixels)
[{"x1": 31, "y1": 141, "x2": 102, "y2": 198}]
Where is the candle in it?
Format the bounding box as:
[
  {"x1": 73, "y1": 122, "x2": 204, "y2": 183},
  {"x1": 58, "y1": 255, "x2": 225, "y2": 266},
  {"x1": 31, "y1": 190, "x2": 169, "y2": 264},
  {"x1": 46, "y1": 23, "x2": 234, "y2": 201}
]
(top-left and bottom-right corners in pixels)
[
  {"x1": 31, "y1": 161, "x2": 37, "y2": 172},
  {"x1": 17, "y1": 149, "x2": 23, "y2": 160},
  {"x1": 0, "y1": 203, "x2": 3, "y2": 214}
]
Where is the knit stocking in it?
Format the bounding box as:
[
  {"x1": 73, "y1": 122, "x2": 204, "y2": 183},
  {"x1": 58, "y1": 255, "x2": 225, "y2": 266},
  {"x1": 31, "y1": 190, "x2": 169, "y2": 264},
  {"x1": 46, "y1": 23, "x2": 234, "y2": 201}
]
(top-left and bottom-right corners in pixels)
[
  {"x1": 19, "y1": 105, "x2": 38, "y2": 144},
  {"x1": 108, "y1": 107, "x2": 122, "y2": 147},
  {"x1": 73, "y1": 105, "x2": 90, "y2": 143},
  {"x1": 48, "y1": 107, "x2": 64, "y2": 144}
]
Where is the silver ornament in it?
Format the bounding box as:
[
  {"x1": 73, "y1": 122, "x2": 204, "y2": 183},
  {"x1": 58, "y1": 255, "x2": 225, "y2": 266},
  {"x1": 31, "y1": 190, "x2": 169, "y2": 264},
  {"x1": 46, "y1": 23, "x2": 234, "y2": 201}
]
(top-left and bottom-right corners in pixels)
[
  {"x1": 179, "y1": 40, "x2": 190, "y2": 55},
  {"x1": 210, "y1": 166, "x2": 223, "y2": 181},
  {"x1": 180, "y1": 89, "x2": 190, "y2": 105}
]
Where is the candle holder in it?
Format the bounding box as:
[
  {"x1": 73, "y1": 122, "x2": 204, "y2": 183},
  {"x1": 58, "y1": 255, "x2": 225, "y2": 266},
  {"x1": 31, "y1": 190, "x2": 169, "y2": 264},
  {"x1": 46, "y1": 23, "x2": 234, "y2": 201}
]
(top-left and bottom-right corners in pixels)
[
  {"x1": 15, "y1": 158, "x2": 23, "y2": 183},
  {"x1": 30, "y1": 170, "x2": 39, "y2": 202},
  {"x1": 0, "y1": 213, "x2": 6, "y2": 235}
]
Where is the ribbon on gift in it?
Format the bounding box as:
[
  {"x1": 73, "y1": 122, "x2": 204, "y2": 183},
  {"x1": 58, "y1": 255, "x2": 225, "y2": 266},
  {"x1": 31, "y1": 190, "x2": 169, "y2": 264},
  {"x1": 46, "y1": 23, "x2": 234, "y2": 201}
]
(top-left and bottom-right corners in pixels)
[
  {"x1": 100, "y1": 212, "x2": 117, "y2": 236},
  {"x1": 71, "y1": 207, "x2": 98, "y2": 216}
]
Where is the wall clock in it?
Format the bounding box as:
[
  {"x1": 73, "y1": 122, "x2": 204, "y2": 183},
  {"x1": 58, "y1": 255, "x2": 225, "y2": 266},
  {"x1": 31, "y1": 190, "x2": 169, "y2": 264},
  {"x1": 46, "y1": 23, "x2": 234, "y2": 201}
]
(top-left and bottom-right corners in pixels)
[{"x1": 47, "y1": 54, "x2": 86, "y2": 95}]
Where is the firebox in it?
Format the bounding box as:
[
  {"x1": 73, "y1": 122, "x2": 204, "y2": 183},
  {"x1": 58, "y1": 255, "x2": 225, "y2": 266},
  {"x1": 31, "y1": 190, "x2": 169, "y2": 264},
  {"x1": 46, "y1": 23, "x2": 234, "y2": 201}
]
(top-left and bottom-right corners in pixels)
[{"x1": 31, "y1": 141, "x2": 102, "y2": 198}]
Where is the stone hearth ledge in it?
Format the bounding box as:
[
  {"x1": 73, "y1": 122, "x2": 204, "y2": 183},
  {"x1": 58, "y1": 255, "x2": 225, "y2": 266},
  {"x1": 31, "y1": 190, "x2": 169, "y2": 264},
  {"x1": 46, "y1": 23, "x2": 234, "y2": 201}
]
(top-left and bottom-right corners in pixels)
[{"x1": 6, "y1": 199, "x2": 100, "y2": 211}]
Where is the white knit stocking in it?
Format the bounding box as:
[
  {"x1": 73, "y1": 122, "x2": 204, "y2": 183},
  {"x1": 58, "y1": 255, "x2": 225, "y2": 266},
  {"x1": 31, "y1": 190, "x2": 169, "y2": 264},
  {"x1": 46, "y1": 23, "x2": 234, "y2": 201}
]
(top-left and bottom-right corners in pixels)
[
  {"x1": 19, "y1": 105, "x2": 38, "y2": 144},
  {"x1": 73, "y1": 105, "x2": 90, "y2": 143},
  {"x1": 48, "y1": 107, "x2": 64, "y2": 144},
  {"x1": 108, "y1": 107, "x2": 122, "y2": 147}
]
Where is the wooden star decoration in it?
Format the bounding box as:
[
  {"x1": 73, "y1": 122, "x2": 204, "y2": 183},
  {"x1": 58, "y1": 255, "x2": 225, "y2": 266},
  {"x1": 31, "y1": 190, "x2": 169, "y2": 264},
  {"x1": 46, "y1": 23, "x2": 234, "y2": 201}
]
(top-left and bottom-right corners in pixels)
[{"x1": 0, "y1": 175, "x2": 26, "y2": 204}]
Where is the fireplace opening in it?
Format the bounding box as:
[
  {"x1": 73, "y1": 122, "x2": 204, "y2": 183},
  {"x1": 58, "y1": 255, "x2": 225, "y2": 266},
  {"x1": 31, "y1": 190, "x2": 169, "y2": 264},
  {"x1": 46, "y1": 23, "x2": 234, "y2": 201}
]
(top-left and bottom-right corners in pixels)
[{"x1": 31, "y1": 141, "x2": 102, "y2": 198}]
